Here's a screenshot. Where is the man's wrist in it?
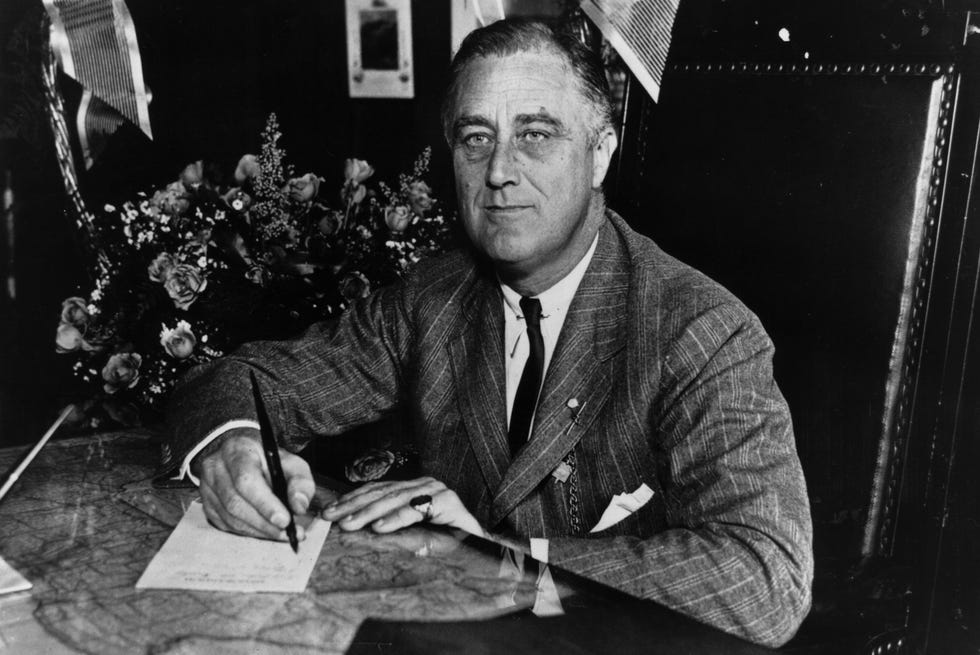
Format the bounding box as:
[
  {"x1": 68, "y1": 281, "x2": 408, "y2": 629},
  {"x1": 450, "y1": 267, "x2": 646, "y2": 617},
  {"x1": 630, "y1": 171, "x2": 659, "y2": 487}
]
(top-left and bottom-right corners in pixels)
[
  {"x1": 180, "y1": 419, "x2": 261, "y2": 484},
  {"x1": 190, "y1": 426, "x2": 261, "y2": 476}
]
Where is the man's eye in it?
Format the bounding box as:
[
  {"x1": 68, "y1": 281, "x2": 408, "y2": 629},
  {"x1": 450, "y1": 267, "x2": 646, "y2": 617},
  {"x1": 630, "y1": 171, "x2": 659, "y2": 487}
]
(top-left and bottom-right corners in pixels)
[
  {"x1": 521, "y1": 130, "x2": 549, "y2": 143},
  {"x1": 462, "y1": 134, "x2": 492, "y2": 147}
]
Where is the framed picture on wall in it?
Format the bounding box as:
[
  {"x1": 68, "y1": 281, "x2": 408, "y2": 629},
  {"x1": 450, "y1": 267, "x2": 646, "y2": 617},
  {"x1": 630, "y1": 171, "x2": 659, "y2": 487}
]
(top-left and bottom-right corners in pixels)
[{"x1": 345, "y1": 0, "x2": 414, "y2": 99}]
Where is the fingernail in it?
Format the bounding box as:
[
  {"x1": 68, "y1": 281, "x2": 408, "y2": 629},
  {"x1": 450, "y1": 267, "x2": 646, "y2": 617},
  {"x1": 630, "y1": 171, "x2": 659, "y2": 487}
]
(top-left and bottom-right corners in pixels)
[
  {"x1": 374, "y1": 518, "x2": 385, "y2": 527},
  {"x1": 326, "y1": 501, "x2": 338, "y2": 510},
  {"x1": 292, "y1": 493, "x2": 309, "y2": 510},
  {"x1": 270, "y1": 511, "x2": 288, "y2": 528}
]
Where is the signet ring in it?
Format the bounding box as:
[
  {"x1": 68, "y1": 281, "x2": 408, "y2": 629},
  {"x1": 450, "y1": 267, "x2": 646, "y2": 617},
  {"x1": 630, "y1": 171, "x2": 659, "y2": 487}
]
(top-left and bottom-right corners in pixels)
[{"x1": 409, "y1": 494, "x2": 434, "y2": 522}]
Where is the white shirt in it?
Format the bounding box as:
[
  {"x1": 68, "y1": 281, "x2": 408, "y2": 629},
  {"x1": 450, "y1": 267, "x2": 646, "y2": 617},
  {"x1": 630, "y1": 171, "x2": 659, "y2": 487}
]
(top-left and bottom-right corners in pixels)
[{"x1": 500, "y1": 234, "x2": 599, "y2": 431}]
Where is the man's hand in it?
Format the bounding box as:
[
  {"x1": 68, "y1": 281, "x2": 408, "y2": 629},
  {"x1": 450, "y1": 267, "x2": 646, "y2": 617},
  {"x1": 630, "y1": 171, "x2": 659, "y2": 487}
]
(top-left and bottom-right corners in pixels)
[
  {"x1": 321, "y1": 477, "x2": 486, "y2": 538},
  {"x1": 192, "y1": 428, "x2": 315, "y2": 542}
]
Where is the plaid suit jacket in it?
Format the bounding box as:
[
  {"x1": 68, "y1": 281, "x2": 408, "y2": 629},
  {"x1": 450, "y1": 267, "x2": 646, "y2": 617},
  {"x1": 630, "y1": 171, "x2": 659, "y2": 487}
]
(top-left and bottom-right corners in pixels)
[{"x1": 166, "y1": 210, "x2": 813, "y2": 647}]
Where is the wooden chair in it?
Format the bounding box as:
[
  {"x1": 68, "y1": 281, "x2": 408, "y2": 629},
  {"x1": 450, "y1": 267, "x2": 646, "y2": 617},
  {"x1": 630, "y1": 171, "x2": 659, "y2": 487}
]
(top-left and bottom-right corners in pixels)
[{"x1": 608, "y1": 2, "x2": 980, "y2": 651}]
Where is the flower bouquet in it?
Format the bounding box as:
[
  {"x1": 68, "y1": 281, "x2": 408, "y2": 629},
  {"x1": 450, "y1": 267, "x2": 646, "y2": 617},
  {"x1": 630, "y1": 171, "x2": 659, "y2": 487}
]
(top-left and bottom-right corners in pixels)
[{"x1": 55, "y1": 114, "x2": 456, "y2": 434}]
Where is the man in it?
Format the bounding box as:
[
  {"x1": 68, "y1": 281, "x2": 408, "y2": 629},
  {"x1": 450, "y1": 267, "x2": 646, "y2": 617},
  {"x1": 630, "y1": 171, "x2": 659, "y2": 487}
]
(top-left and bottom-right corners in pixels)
[{"x1": 165, "y1": 19, "x2": 812, "y2": 647}]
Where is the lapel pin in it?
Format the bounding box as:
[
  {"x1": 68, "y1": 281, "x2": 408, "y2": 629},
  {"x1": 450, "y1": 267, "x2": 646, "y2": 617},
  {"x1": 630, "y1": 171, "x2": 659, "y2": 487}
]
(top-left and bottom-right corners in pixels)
[{"x1": 562, "y1": 398, "x2": 587, "y2": 435}]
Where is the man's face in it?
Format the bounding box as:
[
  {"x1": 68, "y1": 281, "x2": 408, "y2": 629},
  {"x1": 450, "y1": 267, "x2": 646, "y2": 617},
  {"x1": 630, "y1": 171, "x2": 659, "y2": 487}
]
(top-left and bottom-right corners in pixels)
[{"x1": 449, "y1": 50, "x2": 617, "y2": 292}]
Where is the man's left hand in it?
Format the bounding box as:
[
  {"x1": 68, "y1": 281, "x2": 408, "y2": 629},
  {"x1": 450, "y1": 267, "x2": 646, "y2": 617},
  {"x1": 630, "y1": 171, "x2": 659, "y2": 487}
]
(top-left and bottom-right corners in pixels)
[{"x1": 321, "y1": 477, "x2": 485, "y2": 538}]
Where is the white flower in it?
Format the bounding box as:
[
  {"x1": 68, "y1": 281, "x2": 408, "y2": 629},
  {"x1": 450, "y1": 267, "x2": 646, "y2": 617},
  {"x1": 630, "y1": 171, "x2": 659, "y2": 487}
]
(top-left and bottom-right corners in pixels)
[
  {"x1": 159, "y1": 320, "x2": 196, "y2": 359},
  {"x1": 567, "y1": 398, "x2": 580, "y2": 409}
]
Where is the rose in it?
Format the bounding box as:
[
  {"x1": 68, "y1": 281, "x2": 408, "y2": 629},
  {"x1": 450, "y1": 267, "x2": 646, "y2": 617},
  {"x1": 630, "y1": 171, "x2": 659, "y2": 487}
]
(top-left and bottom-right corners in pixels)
[
  {"x1": 286, "y1": 173, "x2": 320, "y2": 203},
  {"x1": 101, "y1": 352, "x2": 142, "y2": 393},
  {"x1": 147, "y1": 252, "x2": 176, "y2": 283},
  {"x1": 244, "y1": 264, "x2": 267, "y2": 286},
  {"x1": 338, "y1": 271, "x2": 371, "y2": 302},
  {"x1": 159, "y1": 320, "x2": 196, "y2": 359},
  {"x1": 60, "y1": 297, "x2": 90, "y2": 330},
  {"x1": 234, "y1": 154, "x2": 260, "y2": 184},
  {"x1": 180, "y1": 160, "x2": 204, "y2": 189},
  {"x1": 385, "y1": 205, "x2": 411, "y2": 233},
  {"x1": 317, "y1": 210, "x2": 343, "y2": 236},
  {"x1": 163, "y1": 264, "x2": 208, "y2": 310},
  {"x1": 408, "y1": 181, "x2": 434, "y2": 215},
  {"x1": 343, "y1": 158, "x2": 374, "y2": 184},
  {"x1": 345, "y1": 448, "x2": 397, "y2": 482},
  {"x1": 150, "y1": 182, "x2": 190, "y2": 216},
  {"x1": 55, "y1": 323, "x2": 94, "y2": 353},
  {"x1": 222, "y1": 188, "x2": 252, "y2": 212},
  {"x1": 351, "y1": 184, "x2": 367, "y2": 204}
]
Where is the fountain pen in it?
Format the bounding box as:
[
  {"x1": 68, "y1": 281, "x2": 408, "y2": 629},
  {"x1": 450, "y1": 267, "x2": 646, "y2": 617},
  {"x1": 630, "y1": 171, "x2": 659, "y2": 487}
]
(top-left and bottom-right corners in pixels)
[{"x1": 249, "y1": 370, "x2": 299, "y2": 553}]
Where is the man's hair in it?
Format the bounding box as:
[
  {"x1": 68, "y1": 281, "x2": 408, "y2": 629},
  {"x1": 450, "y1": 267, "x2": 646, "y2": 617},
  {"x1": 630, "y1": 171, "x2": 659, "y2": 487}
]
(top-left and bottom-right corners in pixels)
[{"x1": 441, "y1": 18, "x2": 615, "y2": 144}]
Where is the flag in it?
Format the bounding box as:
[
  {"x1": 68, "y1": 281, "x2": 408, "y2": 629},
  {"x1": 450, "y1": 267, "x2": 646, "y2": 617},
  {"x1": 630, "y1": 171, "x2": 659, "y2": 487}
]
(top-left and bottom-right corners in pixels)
[
  {"x1": 42, "y1": 0, "x2": 152, "y2": 168},
  {"x1": 580, "y1": 0, "x2": 680, "y2": 103}
]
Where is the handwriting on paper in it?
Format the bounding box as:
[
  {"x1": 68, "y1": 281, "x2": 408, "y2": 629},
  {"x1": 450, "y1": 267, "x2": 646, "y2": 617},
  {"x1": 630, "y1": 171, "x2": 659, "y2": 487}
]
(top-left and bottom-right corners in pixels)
[{"x1": 136, "y1": 500, "x2": 330, "y2": 593}]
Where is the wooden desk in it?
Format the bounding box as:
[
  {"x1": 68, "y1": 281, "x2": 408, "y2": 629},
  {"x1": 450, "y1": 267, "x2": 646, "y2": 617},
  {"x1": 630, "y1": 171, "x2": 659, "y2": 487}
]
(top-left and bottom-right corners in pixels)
[{"x1": 0, "y1": 432, "x2": 772, "y2": 654}]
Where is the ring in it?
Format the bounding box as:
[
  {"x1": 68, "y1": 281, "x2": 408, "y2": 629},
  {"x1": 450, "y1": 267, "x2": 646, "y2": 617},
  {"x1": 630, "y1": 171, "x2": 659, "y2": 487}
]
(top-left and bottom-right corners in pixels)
[{"x1": 409, "y1": 494, "x2": 434, "y2": 522}]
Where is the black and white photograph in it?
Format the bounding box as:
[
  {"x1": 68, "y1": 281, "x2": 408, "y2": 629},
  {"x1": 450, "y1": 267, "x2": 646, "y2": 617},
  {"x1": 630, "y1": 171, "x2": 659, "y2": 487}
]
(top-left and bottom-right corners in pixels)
[{"x1": 1, "y1": 1, "x2": 979, "y2": 653}]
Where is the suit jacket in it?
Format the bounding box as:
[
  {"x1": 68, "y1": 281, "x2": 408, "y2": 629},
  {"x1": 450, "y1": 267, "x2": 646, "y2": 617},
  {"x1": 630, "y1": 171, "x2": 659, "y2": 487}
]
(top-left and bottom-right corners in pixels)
[{"x1": 165, "y1": 210, "x2": 813, "y2": 647}]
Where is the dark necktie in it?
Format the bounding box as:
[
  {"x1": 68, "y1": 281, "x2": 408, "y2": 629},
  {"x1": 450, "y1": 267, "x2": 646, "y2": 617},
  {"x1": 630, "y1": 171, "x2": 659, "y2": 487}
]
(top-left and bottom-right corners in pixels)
[{"x1": 508, "y1": 297, "x2": 544, "y2": 457}]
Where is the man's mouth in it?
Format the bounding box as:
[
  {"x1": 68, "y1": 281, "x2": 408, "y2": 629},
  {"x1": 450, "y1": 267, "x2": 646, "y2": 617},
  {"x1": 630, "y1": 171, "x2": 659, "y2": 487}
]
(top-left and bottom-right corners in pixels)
[{"x1": 484, "y1": 204, "x2": 532, "y2": 214}]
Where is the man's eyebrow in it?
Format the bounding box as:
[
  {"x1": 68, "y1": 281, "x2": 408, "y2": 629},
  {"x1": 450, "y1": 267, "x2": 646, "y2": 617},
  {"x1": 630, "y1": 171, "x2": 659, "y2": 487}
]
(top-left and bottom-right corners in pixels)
[
  {"x1": 452, "y1": 115, "x2": 494, "y2": 137},
  {"x1": 514, "y1": 112, "x2": 567, "y2": 131}
]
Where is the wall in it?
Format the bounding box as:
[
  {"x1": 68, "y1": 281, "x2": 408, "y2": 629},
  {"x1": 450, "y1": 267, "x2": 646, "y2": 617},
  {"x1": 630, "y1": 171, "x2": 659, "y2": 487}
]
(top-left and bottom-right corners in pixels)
[{"x1": 0, "y1": 0, "x2": 458, "y2": 446}]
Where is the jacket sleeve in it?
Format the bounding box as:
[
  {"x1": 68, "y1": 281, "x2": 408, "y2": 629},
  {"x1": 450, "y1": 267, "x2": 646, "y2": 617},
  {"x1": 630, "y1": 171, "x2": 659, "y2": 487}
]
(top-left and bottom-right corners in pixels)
[
  {"x1": 548, "y1": 303, "x2": 813, "y2": 648},
  {"x1": 161, "y1": 282, "x2": 415, "y2": 478}
]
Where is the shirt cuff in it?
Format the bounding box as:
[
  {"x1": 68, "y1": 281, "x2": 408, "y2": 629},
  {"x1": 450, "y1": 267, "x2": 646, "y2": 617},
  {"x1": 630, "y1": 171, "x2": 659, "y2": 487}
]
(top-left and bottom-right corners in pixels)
[
  {"x1": 176, "y1": 419, "x2": 261, "y2": 486},
  {"x1": 530, "y1": 537, "x2": 549, "y2": 564}
]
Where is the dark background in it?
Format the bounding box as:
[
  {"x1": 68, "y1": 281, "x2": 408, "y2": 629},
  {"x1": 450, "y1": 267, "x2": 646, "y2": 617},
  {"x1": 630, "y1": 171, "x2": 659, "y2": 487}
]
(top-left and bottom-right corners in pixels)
[
  {"x1": 0, "y1": 0, "x2": 569, "y2": 447},
  {"x1": 0, "y1": 0, "x2": 967, "y2": 452}
]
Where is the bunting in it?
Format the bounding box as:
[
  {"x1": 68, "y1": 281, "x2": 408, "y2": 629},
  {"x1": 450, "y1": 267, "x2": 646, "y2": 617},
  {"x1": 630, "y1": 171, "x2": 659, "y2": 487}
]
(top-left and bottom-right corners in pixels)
[
  {"x1": 580, "y1": 0, "x2": 680, "y2": 102},
  {"x1": 42, "y1": 0, "x2": 152, "y2": 168}
]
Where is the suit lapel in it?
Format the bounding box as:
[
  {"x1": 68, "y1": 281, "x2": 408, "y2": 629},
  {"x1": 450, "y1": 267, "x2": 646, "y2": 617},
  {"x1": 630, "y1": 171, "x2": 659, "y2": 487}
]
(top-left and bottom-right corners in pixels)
[
  {"x1": 449, "y1": 274, "x2": 511, "y2": 494},
  {"x1": 490, "y1": 220, "x2": 630, "y2": 527}
]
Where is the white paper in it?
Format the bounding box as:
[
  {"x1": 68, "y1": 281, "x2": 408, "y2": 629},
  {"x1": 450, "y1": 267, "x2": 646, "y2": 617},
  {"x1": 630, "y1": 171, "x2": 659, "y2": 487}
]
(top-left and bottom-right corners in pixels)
[
  {"x1": 0, "y1": 555, "x2": 32, "y2": 595},
  {"x1": 136, "y1": 500, "x2": 330, "y2": 593},
  {"x1": 589, "y1": 483, "x2": 655, "y2": 533}
]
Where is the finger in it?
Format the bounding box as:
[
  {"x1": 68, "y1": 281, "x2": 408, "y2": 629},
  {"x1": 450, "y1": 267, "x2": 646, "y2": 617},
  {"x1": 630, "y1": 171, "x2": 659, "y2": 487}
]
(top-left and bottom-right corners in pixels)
[
  {"x1": 226, "y1": 445, "x2": 294, "y2": 532},
  {"x1": 322, "y1": 478, "x2": 434, "y2": 520},
  {"x1": 281, "y1": 451, "x2": 315, "y2": 514},
  {"x1": 369, "y1": 504, "x2": 426, "y2": 533},
  {"x1": 205, "y1": 451, "x2": 287, "y2": 539},
  {"x1": 329, "y1": 478, "x2": 427, "y2": 509},
  {"x1": 333, "y1": 479, "x2": 447, "y2": 531},
  {"x1": 200, "y1": 479, "x2": 286, "y2": 540},
  {"x1": 200, "y1": 485, "x2": 231, "y2": 532}
]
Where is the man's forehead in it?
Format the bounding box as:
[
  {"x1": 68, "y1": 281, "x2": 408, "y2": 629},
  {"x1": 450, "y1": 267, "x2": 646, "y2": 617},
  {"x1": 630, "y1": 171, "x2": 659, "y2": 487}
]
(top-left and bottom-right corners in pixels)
[{"x1": 451, "y1": 51, "x2": 584, "y2": 125}]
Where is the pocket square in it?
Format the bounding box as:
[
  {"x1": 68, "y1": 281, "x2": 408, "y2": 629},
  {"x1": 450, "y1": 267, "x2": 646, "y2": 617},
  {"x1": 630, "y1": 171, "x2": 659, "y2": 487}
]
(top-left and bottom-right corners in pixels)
[{"x1": 589, "y1": 483, "x2": 654, "y2": 533}]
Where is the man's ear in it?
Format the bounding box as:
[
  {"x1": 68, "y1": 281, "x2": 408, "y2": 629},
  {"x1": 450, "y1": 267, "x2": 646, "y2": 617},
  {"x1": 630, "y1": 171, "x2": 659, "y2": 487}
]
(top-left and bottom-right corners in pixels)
[{"x1": 591, "y1": 126, "x2": 619, "y2": 188}]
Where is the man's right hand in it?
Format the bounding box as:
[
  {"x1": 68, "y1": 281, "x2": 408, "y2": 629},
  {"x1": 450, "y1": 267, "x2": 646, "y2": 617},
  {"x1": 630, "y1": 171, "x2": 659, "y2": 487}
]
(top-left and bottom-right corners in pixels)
[{"x1": 191, "y1": 428, "x2": 315, "y2": 542}]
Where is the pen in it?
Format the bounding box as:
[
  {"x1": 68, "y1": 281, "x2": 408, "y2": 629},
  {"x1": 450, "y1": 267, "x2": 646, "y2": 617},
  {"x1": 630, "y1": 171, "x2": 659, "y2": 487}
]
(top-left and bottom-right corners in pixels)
[{"x1": 249, "y1": 371, "x2": 299, "y2": 553}]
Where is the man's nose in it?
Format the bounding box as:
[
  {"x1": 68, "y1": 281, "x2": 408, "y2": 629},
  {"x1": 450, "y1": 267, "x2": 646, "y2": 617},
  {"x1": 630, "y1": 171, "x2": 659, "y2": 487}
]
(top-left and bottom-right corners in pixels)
[{"x1": 485, "y1": 140, "x2": 519, "y2": 188}]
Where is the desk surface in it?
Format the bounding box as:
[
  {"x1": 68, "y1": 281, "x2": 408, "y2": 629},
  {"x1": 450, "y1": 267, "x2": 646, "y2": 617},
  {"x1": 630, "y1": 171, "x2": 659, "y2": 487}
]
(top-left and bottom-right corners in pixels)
[{"x1": 0, "y1": 432, "x2": 771, "y2": 654}]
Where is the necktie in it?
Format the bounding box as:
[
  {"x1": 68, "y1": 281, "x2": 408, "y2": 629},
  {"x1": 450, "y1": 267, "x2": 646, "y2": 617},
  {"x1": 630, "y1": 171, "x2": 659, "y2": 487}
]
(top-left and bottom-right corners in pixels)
[{"x1": 508, "y1": 297, "x2": 544, "y2": 457}]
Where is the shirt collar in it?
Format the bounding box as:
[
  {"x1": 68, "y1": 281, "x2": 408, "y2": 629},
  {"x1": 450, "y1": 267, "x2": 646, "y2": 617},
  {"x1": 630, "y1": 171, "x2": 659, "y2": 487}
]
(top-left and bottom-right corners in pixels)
[{"x1": 500, "y1": 232, "x2": 600, "y2": 320}]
